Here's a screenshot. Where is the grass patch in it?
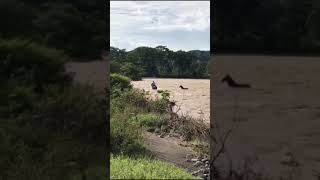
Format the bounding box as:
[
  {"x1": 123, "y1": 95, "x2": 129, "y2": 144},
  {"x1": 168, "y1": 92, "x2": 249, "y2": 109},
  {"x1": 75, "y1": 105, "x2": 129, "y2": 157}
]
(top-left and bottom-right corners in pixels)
[{"x1": 110, "y1": 155, "x2": 199, "y2": 179}]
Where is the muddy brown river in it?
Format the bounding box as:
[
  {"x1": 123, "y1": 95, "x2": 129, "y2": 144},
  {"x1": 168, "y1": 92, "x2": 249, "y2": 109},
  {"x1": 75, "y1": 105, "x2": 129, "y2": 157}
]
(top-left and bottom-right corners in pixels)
[{"x1": 132, "y1": 78, "x2": 210, "y2": 124}]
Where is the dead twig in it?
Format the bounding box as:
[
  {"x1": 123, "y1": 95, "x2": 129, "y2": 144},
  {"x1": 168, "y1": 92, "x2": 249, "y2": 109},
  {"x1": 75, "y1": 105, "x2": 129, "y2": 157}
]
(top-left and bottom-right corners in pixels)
[{"x1": 211, "y1": 128, "x2": 232, "y2": 162}]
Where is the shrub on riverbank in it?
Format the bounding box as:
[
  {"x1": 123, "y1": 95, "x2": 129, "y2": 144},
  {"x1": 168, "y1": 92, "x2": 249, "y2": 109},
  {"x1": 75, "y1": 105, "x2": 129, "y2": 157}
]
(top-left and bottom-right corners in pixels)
[
  {"x1": 110, "y1": 75, "x2": 211, "y2": 178},
  {"x1": 131, "y1": 113, "x2": 168, "y2": 128},
  {"x1": 111, "y1": 108, "x2": 145, "y2": 155},
  {"x1": 110, "y1": 74, "x2": 132, "y2": 90},
  {"x1": 111, "y1": 81, "x2": 209, "y2": 153}
]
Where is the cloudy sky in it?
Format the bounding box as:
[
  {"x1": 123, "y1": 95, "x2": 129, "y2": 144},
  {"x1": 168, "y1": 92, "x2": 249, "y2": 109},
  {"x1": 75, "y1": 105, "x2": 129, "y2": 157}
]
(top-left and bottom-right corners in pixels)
[{"x1": 110, "y1": 1, "x2": 210, "y2": 51}]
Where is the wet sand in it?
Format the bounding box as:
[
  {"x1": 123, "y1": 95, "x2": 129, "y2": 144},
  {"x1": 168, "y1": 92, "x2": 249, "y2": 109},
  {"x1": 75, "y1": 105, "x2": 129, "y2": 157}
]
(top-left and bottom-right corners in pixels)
[
  {"x1": 212, "y1": 55, "x2": 320, "y2": 179},
  {"x1": 132, "y1": 78, "x2": 210, "y2": 124}
]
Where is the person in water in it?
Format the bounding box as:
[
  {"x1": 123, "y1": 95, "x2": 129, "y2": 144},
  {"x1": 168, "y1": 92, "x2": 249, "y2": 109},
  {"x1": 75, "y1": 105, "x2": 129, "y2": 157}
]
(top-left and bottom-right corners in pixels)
[{"x1": 151, "y1": 81, "x2": 157, "y2": 90}]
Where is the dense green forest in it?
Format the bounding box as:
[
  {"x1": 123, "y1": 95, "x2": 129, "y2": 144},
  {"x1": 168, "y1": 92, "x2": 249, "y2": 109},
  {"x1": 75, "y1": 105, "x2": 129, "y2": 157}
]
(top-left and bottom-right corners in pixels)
[
  {"x1": 0, "y1": 0, "x2": 107, "y2": 60},
  {"x1": 110, "y1": 46, "x2": 210, "y2": 80},
  {"x1": 213, "y1": 0, "x2": 320, "y2": 54}
]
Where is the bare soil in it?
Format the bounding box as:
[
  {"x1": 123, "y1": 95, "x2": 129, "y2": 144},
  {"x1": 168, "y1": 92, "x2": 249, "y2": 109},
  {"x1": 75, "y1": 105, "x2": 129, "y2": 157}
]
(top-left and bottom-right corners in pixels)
[
  {"x1": 144, "y1": 132, "x2": 199, "y2": 171},
  {"x1": 212, "y1": 55, "x2": 320, "y2": 180}
]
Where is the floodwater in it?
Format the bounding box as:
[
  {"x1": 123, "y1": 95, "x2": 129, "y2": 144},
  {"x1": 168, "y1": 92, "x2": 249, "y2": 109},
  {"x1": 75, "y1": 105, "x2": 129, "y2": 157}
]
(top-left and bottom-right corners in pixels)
[
  {"x1": 132, "y1": 78, "x2": 210, "y2": 124},
  {"x1": 212, "y1": 55, "x2": 320, "y2": 180}
]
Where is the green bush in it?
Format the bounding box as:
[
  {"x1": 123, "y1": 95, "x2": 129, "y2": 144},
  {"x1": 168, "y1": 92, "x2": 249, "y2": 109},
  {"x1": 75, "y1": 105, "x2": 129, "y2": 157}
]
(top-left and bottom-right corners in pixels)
[
  {"x1": 37, "y1": 84, "x2": 106, "y2": 143},
  {"x1": 110, "y1": 88, "x2": 150, "y2": 155},
  {"x1": 150, "y1": 99, "x2": 170, "y2": 113},
  {"x1": 158, "y1": 90, "x2": 170, "y2": 100},
  {"x1": 110, "y1": 61, "x2": 121, "y2": 74},
  {"x1": 111, "y1": 89, "x2": 148, "y2": 112},
  {"x1": 0, "y1": 38, "x2": 71, "y2": 91},
  {"x1": 111, "y1": 110, "x2": 145, "y2": 155},
  {"x1": 149, "y1": 90, "x2": 172, "y2": 113},
  {"x1": 6, "y1": 85, "x2": 36, "y2": 116},
  {"x1": 110, "y1": 88, "x2": 174, "y2": 155},
  {"x1": 131, "y1": 113, "x2": 168, "y2": 128},
  {"x1": 110, "y1": 73, "x2": 132, "y2": 90}
]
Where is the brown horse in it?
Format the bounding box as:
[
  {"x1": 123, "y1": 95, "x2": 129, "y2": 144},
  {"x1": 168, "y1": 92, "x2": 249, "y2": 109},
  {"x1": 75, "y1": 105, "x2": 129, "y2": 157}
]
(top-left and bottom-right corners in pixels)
[
  {"x1": 221, "y1": 74, "x2": 251, "y2": 88},
  {"x1": 179, "y1": 85, "x2": 188, "y2": 90}
]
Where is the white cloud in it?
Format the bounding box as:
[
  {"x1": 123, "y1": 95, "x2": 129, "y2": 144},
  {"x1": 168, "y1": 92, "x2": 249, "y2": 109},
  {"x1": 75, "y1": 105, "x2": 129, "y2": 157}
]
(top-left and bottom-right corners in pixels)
[{"x1": 110, "y1": 1, "x2": 210, "y2": 51}]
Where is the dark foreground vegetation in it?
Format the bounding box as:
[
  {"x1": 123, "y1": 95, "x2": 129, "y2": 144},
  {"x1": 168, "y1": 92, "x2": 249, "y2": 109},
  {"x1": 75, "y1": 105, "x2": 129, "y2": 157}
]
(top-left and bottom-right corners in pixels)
[
  {"x1": 110, "y1": 73, "x2": 209, "y2": 179},
  {"x1": 110, "y1": 46, "x2": 210, "y2": 80},
  {"x1": 0, "y1": 39, "x2": 107, "y2": 179},
  {"x1": 0, "y1": 0, "x2": 107, "y2": 178},
  {"x1": 0, "y1": 0, "x2": 106, "y2": 60},
  {"x1": 213, "y1": 0, "x2": 320, "y2": 54}
]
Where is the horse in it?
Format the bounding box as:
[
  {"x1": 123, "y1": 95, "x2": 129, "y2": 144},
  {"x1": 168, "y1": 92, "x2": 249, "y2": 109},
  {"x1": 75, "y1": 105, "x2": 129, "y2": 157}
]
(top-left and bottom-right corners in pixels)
[
  {"x1": 151, "y1": 85, "x2": 157, "y2": 90},
  {"x1": 221, "y1": 74, "x2": 251, "y2": 88},
  {"x1": 179, "y1": 85, "x2": 188, "y2": 90}
]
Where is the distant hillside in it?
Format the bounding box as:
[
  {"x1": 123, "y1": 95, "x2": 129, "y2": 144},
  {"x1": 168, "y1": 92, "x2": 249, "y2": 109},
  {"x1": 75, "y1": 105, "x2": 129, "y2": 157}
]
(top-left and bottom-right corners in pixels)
[{"x1": 110, "y1": 46, "x2": 210, "y2": 80}]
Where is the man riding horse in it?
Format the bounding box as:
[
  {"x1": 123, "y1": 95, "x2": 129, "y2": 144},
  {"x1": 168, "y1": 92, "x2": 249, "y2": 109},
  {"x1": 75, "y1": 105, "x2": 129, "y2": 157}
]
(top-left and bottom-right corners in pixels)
[{"x1": 151, "y1": 81, "x2": 157, "y2": 90}]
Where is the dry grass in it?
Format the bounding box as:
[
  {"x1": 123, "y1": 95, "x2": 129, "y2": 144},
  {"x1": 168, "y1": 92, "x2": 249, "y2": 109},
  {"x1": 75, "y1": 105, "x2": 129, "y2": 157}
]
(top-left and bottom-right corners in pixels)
[{"x1": 168, "y1": 113, "x2": 209, "y2": 141}]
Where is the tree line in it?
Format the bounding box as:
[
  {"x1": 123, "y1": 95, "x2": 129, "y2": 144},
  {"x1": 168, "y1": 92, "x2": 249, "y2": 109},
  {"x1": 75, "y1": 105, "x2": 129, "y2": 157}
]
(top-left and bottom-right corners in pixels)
[
  {"x1": 110, "y1": 46, "x2": 210, "y2": 80},
  {"x1": 213, "y1": 0, "x2": 320, "y2": 54},
  {"x1": 0, "y1": 0, "x2": 107, "y2": 60}
]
